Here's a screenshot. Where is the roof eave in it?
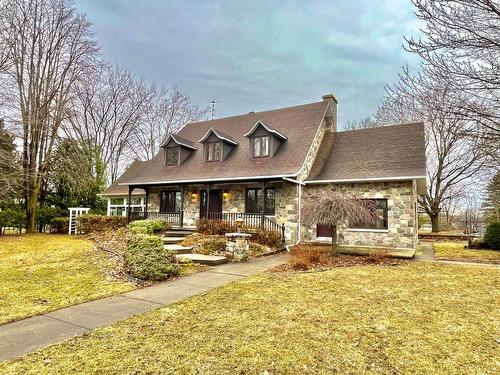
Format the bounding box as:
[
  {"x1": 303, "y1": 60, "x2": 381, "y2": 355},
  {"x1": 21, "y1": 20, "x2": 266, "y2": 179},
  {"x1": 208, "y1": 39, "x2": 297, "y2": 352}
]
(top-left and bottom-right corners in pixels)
[{"x1": 243, "y1": 120, "x2": 288, "y2": 140}]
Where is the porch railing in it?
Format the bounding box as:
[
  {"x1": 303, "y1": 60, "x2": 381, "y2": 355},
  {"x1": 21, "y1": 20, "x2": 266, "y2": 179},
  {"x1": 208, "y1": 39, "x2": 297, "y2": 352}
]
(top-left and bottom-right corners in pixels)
[
  {"x1": 206, "y1": 212, "x2": 285, "y2": 242},
  {"x1": 130, "y1": 211, "x2": 285, "y2": 242}
]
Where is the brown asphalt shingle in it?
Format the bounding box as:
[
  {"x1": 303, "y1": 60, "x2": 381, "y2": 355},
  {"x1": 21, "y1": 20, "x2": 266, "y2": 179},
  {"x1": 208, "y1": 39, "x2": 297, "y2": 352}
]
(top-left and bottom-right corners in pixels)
[
  {"x1": 118, "y1": 100, "x2": 330, "y2": 185},
  {"x1": 306, "y1": 122, "x2": 426, "y2": 181}
]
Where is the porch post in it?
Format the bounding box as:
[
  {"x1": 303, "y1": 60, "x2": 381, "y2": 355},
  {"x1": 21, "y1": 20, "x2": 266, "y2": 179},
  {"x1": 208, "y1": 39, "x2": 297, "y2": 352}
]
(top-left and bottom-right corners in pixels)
[
  {"x1": 261, "y1": 180, "x2": 266, "y2": 229},
  {"x1": 144, "y1": 186, "x2": 149, "y2": 219},
  {"x1": 207, "y1": 184, "x2": 211, "y2": 219},
  {"x1": 127, "y1": 186, "x2": 132, "y2": 222},
  {"x1": 180, "y1": 184, "x2": 184, "y2": 227}
]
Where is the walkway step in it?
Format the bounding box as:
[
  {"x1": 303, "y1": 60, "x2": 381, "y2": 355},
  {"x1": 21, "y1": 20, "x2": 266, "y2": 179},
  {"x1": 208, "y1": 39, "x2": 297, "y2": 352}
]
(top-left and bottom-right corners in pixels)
[
  {"x1": 163, "y1": 230, "x2": 195, "y2": 237},
  {"x1": 161, "y1": 237, "x2": 188, "y2": 244},
  {"x1": 175, "y1": 253, "x2": 228, "y2": 266},
  {"x1": 164, "y1": 244, "x2": 192, "y2": 254}
]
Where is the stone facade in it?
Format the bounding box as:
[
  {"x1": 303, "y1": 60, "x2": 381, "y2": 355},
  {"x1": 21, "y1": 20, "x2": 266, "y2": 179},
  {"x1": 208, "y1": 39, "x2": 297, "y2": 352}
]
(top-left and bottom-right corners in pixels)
[
  {"x1": 296, "y1": 117, "x2": 327, "y2": 182},
  {"x1": 301, "y1": 181, "x2": 417, "y2": 251}
]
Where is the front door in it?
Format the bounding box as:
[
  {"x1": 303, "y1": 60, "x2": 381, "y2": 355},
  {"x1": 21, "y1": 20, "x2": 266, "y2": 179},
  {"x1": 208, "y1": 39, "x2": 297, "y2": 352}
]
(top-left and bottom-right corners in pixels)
[
  {"x1": 200, "y1": 190, "x2": 222, "y2": 219},
  {"x1": 316, "y1": 224, "x2": 331, "y2": 238}
]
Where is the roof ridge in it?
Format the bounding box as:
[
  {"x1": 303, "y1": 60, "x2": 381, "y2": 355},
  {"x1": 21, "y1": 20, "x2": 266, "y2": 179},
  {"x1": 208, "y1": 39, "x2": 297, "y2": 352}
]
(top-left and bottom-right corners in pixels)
[
  {"x1": 338, "y1": 122, "x2": 424, "y2": 134},
  {"x1": 187, "y1": 100, "x2": 326, "y2": 127}
]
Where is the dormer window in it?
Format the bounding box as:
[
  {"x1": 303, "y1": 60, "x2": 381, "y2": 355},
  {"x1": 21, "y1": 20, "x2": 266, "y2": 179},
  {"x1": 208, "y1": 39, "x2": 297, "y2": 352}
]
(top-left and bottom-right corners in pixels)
[
  {"x1": 198, "y1": 128, "x2": 238, "y2": 163},
  {"x1": 166, "y1": 146, "x2": 179, "y2": 165},
  {"x1": 160, "y1": 134, "x2": 197, "y2": 166},
  {"x1": 244, "y1": 120, "x2": 287, "y2": 159},
  {"x1": 207, "y1": 141, "x2": 221, "y2": 162},
  {"x1": 253, "y1": 136, "x2": 269, "y2": 157}
]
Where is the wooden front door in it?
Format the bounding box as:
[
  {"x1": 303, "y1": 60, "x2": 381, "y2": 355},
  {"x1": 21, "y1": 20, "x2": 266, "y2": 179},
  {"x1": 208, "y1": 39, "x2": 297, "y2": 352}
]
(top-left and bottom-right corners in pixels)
[
  {"x1": 316, "y1": 224, "x2": 331, "y2": 237},
  {"x1": 200, "y1": 190, "x2": 222, "y2": 218}
]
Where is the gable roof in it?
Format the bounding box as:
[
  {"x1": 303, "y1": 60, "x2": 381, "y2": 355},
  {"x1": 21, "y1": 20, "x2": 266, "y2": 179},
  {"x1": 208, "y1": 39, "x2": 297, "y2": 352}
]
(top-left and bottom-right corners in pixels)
[
  {"x1": 160, "y1": 134, "x2": 198, "y2": 150},
  {"x1": 243, "y1": 120, "x2": 288, "y2": 140},
  {"x1": 118, "y1": 100, "x2": 330, "y2": 185},
  {"x1": 306, "y1": 122, "x2": 426, "y2": 183},
  {"x1": 197, "y1": 128, "x2": 239, "y2": 145},
  {"x1": 101, "y1": 160, "x2": 146, "y2": 196}
]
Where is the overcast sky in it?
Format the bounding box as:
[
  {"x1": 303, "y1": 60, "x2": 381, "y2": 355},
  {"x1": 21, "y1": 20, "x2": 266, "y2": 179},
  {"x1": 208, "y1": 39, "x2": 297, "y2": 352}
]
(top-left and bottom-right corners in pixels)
[{"x1": 76, "y1": 0, "x2": 422, "y2": 129}]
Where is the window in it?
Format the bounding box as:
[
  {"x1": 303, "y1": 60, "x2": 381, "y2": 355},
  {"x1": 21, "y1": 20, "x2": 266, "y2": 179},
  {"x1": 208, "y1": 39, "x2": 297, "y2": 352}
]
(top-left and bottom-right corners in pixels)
[
  {"x1": 207, "y1": 142, "x2": 221, "y2": 161},
  {"x1": 110, "y1": 198, "x2": 124, "y2": 205},
  {"x1": 160, "y1": 191, "x2": 182, "y2": 212},
  {"x1": 253, "y1": 136, "x2": 269, "y2": 157},
  {"x1": 166, "y1": 146, "x2": 179, "y2": 165},
  {"x1": 350, "y1": 199, "x2": 388, "y2": 230},
  {"x1": 245, "y1": 188, "x2": 275, "y2": 214},
  {"x1": 109, "y1": 197, "x2": 144, "y2": 216}
]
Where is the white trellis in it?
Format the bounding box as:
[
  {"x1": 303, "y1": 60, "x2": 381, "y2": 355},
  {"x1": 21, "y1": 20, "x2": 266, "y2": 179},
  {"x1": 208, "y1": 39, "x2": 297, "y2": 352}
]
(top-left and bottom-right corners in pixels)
[{"x1": 68, "y1": 207, "x2": 90, "y2": 235}]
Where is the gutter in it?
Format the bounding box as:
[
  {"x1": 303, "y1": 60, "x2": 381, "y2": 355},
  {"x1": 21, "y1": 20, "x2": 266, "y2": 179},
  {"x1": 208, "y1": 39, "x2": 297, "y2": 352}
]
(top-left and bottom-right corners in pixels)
[{"x1": 304, "y1": 175, "x2": 426, "y2": 184}]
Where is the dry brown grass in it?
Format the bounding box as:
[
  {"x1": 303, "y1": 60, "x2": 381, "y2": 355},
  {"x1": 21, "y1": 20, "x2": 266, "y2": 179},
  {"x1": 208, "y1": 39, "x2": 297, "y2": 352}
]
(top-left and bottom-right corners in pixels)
[
  {"x1": 2, "y1": 262, "x2": 498, "y2": 374},
  {"x1": 434, "y1": 242, "x2": 500, "y2": 264},
  {"x1": 284, "y1": 245, "x2": 407, "y2": 271}
]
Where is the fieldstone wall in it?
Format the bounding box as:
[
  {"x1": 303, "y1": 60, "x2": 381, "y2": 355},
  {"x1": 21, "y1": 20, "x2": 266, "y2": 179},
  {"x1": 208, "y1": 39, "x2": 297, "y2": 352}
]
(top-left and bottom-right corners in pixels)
[
  {"x1": 301, "y1": 181, "x2": 417, "y2": 251},
  {"x1": 296, "y1": 118, "x2": 327, "y2": 182}
]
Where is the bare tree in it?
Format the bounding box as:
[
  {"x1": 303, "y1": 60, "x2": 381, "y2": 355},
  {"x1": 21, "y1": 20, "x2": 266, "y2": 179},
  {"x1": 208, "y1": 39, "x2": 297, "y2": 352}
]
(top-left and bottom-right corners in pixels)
[
  {"x1": 343, "y1": 116, "x2": 379, "y2": 131},
  {"x1": 129, "y1": 85, "x2": 208, "y2": 161},
  {"x1": 0, "y1": 118, "x2": 22, "y2": 202},
  {"x1": 0, "y1": 0, "x2": 99, "y2": 232},
  {"x1": 302, "y1": 190, "x2": 377, "y2": 255},
  {"x1": 405, "y1": 0, "x2": 500, "y2": 145},
  {"x1": 376, "y1": 68, "x2": 489, "y2": 232},
  {"x1": 65, "y1": 64, "x2": 153, "y2": 183}
]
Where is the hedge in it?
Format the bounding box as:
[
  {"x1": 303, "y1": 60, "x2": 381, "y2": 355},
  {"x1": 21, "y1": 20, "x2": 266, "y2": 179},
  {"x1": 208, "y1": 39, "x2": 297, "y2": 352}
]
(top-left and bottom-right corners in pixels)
[
  {"x1": 76, "y1": 214, "x2": 128, "y2": 233},
  {"x1": 50, "y1": 217, "x2": 69, "y2": 234},
  {"x1": 484, "y1": 222, "x2": 500, "y2": 250},
  {"x1": 128, "y1": 219, "x2": 171, "y2": 234},
  {"x1": 124, "y1": 233, "x2": 179, "y2": 280},
  {"x1": 0, "y1": 209, "x2": 26, "y2": 234}
]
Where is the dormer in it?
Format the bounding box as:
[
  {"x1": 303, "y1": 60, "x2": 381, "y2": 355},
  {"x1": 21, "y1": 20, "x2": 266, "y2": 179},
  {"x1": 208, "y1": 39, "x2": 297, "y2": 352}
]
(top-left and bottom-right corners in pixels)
[
  {"x1": 198, "y1": 128, "x2": 238, "y2": 162},
  {"x1": 160, "y1": 134, "x2": 197, "y2": 166},
  {"x1": 244, "y1": 120, "x2": 287, "y2": 159}
]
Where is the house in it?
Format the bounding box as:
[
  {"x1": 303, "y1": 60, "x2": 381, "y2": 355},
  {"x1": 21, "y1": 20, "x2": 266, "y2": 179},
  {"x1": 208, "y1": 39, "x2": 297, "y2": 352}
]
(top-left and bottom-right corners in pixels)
[{"x1": 101, "y1": 94, "x2": 426, "y2": 255}]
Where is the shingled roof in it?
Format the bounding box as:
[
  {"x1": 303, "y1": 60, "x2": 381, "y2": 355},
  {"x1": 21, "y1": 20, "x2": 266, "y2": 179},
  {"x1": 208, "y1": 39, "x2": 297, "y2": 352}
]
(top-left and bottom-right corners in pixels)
[
  {"x1": 101, "y1": 160, "x2": 146, "y2": 196},
  {"x1": 306, "y1": 122, "x2": 426, "y2": 190},
  {"x1": 116, "y1": 100, "x2": 330, "y2": 185}
]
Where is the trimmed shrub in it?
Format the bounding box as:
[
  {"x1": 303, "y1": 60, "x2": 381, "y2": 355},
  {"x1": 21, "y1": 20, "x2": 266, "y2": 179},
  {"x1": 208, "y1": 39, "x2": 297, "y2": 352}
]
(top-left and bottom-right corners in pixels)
[
  {"x1": 125, "y1": 233, "x2": 179, "y2": 280},
  {"x1": 50, "y1": 217, "x2": 69, "y2": 233},
  {"x1": 128, "y1": 219, "x2": 171, "y2": 235},
  {"x1": 37, "y1": 207, "x2": 67, "y2": 232},
  {"x1": 251, "y1": 230, "x2": 282, "y2": 248},
  {"x1": 77, "y1": 214, "x2": 128, "y2": 233},
  {"x1": 197, "y1": 219, "x2": 237, "y2": 235},
  {"x1": 129, "y1": 225, "x2": 149, "y2": 235},
  {"x1": 484, "y1": 222, "x2": 500, "y2": 250}
]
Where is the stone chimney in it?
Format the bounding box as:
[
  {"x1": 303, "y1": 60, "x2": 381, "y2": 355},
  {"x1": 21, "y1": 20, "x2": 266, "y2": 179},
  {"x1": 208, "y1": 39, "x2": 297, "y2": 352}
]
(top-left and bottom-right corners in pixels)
[{"x1": 322, "y1": 93, "x2": 338, "y2": 132}]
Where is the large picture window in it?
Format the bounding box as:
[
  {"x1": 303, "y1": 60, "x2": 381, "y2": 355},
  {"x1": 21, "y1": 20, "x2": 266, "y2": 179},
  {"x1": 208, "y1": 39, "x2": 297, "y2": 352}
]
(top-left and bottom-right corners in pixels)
[
  {"x1": 207, "y1": 142, "x2": 221, "y2": 161},
  {"x1": 108, "y1": 197, "x2": 145, "y2": 216},
  {"x1": 245, "y1": 188, "x2": 275, "y2": 214},
  {"x1": 160, "y1": 191, "x2": 182, "y2": 212},
  {"x1": 253, "y1": 136, "x2": 269, "y2": 157},
  {"x1": 350, "y1": 199, "x2": 388, "y2": 230},
  {"x1": 166, "y1": 147, "x2": 179, "y2": 165}
]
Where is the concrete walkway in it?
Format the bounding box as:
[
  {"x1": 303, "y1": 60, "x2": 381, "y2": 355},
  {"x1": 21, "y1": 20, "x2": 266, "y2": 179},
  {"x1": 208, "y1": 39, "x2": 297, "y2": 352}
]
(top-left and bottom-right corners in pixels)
[
  {"x1": 0, "y1": 253, "x2": 288, "y2": 361},
  {"x1": 414, "y1": 243, "x2": 435, "y2": 261}
]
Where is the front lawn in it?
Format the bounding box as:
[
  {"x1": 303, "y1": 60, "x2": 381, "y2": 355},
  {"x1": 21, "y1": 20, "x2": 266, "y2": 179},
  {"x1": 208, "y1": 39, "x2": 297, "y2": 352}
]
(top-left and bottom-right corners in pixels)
[
  {"x1": 434, "y1": 241, "x2": 500, "y2": 264},
  {"x1": 0, "y1": 234, "x2": 134, "y2": 324},
  {"x1": 2, "y1": 262, "x2": 498, "y2": 374}
]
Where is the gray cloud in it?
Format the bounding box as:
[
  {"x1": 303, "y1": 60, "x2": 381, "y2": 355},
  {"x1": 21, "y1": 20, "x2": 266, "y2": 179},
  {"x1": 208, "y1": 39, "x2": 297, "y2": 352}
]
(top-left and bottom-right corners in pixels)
[{"x1": 77, "y1": 0, "x2": 422, "y2": 128}]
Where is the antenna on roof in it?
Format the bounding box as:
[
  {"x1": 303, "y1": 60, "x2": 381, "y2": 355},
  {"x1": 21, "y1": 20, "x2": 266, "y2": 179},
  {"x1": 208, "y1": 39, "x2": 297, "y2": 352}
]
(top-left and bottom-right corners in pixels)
[{"x1": 208, "y1": 99, "x2": 218, "y2": 120}]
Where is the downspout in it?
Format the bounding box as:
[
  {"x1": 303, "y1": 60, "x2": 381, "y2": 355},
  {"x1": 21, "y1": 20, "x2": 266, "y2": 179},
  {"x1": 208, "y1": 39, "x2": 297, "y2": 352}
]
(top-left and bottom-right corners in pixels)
[{"x1": 282, "y1": 177, "x2": 305, "y2": 246}]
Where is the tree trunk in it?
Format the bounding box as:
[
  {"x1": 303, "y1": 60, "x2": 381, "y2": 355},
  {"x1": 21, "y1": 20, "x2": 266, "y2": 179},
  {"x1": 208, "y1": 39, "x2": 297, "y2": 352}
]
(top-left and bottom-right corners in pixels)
[
  {"x1": 430, "y1": 213, "x2": 440, "y2": 233},
  {"x1": 25, "y1": 182, "x2": 39, "y2": 233},
  {"x1": 330, "y1": 225, "x2": 338, "y2": 256}
]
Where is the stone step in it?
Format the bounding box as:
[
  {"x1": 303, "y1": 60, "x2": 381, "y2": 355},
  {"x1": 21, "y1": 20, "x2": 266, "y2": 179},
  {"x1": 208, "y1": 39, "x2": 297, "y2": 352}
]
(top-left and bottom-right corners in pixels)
[
  {"x1": 163, "y1": 244, "x2": 193, "y2": 255},
  {"x1": 175, "y1": 253, "x2": 228, "y2": 266},
  {"x1": 161, "y1": 237, "x2": 188, "y2": 244},
  {"x1": 163, "y1": 230, "x2": 195, "y2": 237}
]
